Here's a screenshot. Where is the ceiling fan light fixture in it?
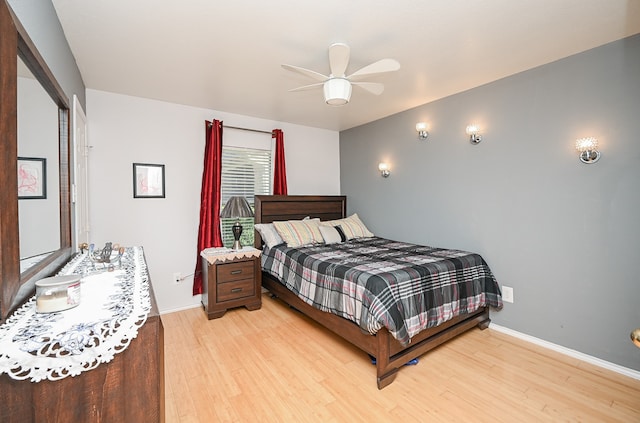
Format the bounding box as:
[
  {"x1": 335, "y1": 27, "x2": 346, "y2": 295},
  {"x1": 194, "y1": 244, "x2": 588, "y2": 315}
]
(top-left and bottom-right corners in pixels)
[
  {"x1": 323, "y1": 78, "x2": 352, "y2": 106},
  {"x1": 283, "y1": 43, "x2": 398, "y2": 105}
]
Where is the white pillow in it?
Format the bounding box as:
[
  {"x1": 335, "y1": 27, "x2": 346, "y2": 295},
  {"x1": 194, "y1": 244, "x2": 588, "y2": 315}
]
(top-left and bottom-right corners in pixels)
[
  {"x1": 319, "y1": 225, "x2": 342, "y2": 244},
  {"x1": 254, "y1": 223, "x2": 284, "y2": 248},
  {"x1": 320, "y1": 213, "x2": 374, "y2": 240}
]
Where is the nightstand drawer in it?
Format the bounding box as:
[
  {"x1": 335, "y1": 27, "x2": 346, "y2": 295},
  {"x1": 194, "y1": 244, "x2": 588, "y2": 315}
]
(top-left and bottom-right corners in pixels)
[
  {"x1": 216, "y1": 261, "x2": 254, "y2": 283},
  {"x1": 216, "y1": 278, "x2": 254, "y2": 302}
]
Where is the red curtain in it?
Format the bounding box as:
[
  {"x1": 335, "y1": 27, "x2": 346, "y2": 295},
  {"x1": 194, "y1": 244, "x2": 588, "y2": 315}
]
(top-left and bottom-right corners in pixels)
[
  {"x1": 272, "y1": 129, "x2": 288, "y2": 195},
  {"x1": 193, "y1": 119, "x2": 224, "y2": 295}
]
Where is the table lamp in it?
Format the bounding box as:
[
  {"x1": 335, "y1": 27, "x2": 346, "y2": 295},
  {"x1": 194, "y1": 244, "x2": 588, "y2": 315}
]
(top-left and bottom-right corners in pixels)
[{"x1": 220, "y1": 196, "x2": 254, "y2": 250}]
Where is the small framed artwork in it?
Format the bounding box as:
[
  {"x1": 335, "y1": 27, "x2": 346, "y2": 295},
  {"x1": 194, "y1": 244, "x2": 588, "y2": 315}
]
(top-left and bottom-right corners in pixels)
[
  {"x1": 17, "y1": 157, "x2": 47, "y2": 199},
  {"x1": 133, "y1": 163, "x2": 165, "y2": 199}
]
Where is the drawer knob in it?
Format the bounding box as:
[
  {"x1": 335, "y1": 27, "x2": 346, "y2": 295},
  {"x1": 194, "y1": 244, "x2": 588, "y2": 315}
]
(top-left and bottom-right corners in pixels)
[
  {"x1": 231, "y1": 288, "x2": 243, "y2": 293},
  {"x1": 230, "y1": 270, "x2": 242, "y2": 275}
]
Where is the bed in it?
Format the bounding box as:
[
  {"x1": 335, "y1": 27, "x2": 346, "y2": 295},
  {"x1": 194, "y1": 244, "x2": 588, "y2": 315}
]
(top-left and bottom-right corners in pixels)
[{"x1": 253, "y1": 195, "x2": 502, "y2": 389}]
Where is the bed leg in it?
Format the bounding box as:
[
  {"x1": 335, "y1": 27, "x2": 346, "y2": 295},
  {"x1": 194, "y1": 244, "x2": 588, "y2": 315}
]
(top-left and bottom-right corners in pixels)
[
  {"x1": 377, "y1": 369, "x2": 399, "y2": 389},
  {"x1": 375, "y1": 331, "x2": 400, "y2": 389},
  {"x1": 477, "y1": 308, "x2": 491, "y2": 330}
]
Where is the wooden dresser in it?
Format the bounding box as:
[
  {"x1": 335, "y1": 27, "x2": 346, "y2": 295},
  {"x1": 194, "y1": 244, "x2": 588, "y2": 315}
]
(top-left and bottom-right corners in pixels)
[{"x1": 0, "y1": 267, "x2": 165, "y2": 423}]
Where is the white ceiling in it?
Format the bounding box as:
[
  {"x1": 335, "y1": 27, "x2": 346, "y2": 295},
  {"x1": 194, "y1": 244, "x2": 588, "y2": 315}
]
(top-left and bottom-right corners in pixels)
[{"x1": 51, "y1": 0, "x2": 640, "y2": 131}]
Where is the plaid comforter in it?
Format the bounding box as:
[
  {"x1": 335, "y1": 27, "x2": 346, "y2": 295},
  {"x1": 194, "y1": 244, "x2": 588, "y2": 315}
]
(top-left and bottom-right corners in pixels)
[{"x1": 262, "y1": 237, "x2": 503, "y2": 346}]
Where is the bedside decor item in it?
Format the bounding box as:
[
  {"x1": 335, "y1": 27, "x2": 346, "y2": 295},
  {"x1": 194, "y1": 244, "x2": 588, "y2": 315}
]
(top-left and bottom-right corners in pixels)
[
  {"x1": 220, "y1": 196, "x2": 254, "y2": 250},
  {"x1": 575, "y1": 137, "x2": 601, "y2": 164},
  {"x1": 133, "y1": 163, "x2": 165, "y2": 198},
  {"x1": 17, "y1": 157, "x2": 46, "y2": 199}
]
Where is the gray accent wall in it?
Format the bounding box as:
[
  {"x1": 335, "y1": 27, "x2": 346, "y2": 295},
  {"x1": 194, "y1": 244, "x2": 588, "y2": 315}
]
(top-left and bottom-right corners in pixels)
[
  {"x1": 340, "y1": 34, "x2": 640, "y2": 371},
  {"x1": 8, "y1": 0, "x2": 85, "y2": 109}
]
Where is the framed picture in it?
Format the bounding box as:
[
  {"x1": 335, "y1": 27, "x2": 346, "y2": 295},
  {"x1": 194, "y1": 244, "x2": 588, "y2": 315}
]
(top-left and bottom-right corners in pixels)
[
  {"x1": 133, "y1": 163, "x2": 165, "y2": 198},
  {"x1": 17, "y1": 157, "x2": 47, "y2": 199}
]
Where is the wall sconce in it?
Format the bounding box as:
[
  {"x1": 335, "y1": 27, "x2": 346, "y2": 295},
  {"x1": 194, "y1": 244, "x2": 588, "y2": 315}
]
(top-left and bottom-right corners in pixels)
[
  {"x1": 631, "y1": 328, "x2": 640, "y2": 349},
  {"x1": 466, "y1": 124, "x2": 482, "y2": 144},
  {"x1": 416, "y1": 122, "x2": 429, "y2": 140},
  {"x1": 378, "y1": 162, "x2": 390, "y2": 178},
  {"x1": 575, "y1": 137, "x2": 601, "y2": 164}
]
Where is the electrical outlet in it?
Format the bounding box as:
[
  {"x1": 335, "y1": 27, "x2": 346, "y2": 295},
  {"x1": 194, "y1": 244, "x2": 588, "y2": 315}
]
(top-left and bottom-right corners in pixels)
[
  {"x1": 172, "y1": 272, "x2": 182, "y2": 284},
  {"x1": 502, "y1": 286, "x2": 514, "y2": 303}
]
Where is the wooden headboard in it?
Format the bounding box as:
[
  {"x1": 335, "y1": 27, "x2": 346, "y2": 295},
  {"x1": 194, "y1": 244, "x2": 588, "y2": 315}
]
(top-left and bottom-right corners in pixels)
[{"x1": 253, "y1": 195, "x2": 347, "y2": 248}]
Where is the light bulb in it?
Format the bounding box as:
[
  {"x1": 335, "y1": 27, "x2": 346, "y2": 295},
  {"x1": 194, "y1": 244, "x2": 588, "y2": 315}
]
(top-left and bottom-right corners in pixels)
[{"x1": 575, "y1": 137, "x2": 598, "y2": 152}]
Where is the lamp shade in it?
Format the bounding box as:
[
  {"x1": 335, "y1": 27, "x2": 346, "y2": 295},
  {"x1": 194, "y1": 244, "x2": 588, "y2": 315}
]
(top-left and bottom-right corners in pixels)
[
  {"x1": 575, "y1": 137, "x2": 598, "y2": 152},
  {"x1": 323, "y1": 78, "x2": 352, "y2": 105},
  {"x1": 220, "y1": 196, "x2": 254, "y2": 218},
  {"x1": 466, "y1": 124, "x2": 479, "y2": 135}
]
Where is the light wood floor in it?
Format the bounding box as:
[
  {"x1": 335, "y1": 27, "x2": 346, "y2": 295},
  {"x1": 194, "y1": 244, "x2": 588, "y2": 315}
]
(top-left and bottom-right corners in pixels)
[{"x1": 163, "y1": 293, "x2": 640, "y2": 422}]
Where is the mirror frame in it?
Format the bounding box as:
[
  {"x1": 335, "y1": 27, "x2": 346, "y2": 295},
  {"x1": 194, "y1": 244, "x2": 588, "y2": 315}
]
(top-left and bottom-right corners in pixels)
[{"x1": 0, "y1": 0, "x2": 72, "y2": 321}]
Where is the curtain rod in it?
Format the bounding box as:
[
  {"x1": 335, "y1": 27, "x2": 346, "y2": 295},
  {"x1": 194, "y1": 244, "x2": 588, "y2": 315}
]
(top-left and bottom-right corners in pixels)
[
  {"x1": 207, "y1": 121, "x2": 273, "y2": 135},
  {"x1": 226, "y1": 125, "x2": 274, "y2": 135}
]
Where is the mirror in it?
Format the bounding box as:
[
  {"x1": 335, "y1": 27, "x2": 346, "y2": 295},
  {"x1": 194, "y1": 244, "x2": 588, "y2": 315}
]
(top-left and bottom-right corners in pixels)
[
  {"x1": 0, "y1": 0, "x2": 72, "y2": 321},
  {"x1": 17, "y1": 56, "x2": 61, "y2": 271}
]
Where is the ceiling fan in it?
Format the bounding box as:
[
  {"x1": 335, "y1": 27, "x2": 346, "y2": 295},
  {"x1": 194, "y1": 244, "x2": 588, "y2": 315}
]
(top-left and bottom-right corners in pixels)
[{"x1": 282, "y1": 43, "x2": 400, "y2": 106}]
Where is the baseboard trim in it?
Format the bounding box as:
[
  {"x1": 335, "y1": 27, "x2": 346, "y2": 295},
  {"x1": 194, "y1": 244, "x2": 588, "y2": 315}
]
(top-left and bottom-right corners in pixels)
[
  {"x1": 490, "y1": 324, "x2": 640, "y2": 381},
  {"x1": 160, "y1": 302, "x2": 202, "y2": 315}
]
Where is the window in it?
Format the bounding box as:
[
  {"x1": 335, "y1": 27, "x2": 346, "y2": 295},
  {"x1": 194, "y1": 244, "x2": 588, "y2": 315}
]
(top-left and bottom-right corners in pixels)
[{"x1": 220, "y1": 146, "x2": 271, "y2": 248}]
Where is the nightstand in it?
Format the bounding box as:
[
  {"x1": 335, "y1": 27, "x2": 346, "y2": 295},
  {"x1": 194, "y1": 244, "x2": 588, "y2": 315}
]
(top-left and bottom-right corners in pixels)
[{"x1": 200, "y1": 247, "x2": 262, "y2": 319}]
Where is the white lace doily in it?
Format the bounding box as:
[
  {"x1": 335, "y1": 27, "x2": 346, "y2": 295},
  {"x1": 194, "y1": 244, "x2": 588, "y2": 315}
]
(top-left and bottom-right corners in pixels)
[
  {"x1": 0, "y1": 246, "x2": 151, "y2": 382},
  {"x1": 201, "y1": 246, "x2": 260, "y2": 264}
]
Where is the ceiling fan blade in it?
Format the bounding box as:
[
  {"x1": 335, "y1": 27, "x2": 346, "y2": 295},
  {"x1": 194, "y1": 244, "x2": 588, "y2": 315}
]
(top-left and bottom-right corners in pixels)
[
  {"x1": 351, "y1": 82, "x2": 385, "y2": 95},
  {"x1": 288, "y1": 82, "x2": 324, "y2": 92},
  {"x1": 347, "y1": 58, "x2": 400, "y2": 80},
  {"x1": 281, "y1": 64, "x2": 328, "y2": 82},
  {"x1": 329, "y1": 43, "x2": 350, "y2": 77}
]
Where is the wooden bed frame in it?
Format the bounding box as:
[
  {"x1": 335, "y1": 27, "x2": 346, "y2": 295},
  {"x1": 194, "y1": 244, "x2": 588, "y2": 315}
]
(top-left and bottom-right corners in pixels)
[{"x1": 254, "y1": 195, "x2": 491, "y2": 389}]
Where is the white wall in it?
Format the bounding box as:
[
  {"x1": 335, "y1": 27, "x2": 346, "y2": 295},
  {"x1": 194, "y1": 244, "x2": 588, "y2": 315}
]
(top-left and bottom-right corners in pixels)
[{"x1": 86, "y1": 89, "x2": 340, "y2": 312}]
